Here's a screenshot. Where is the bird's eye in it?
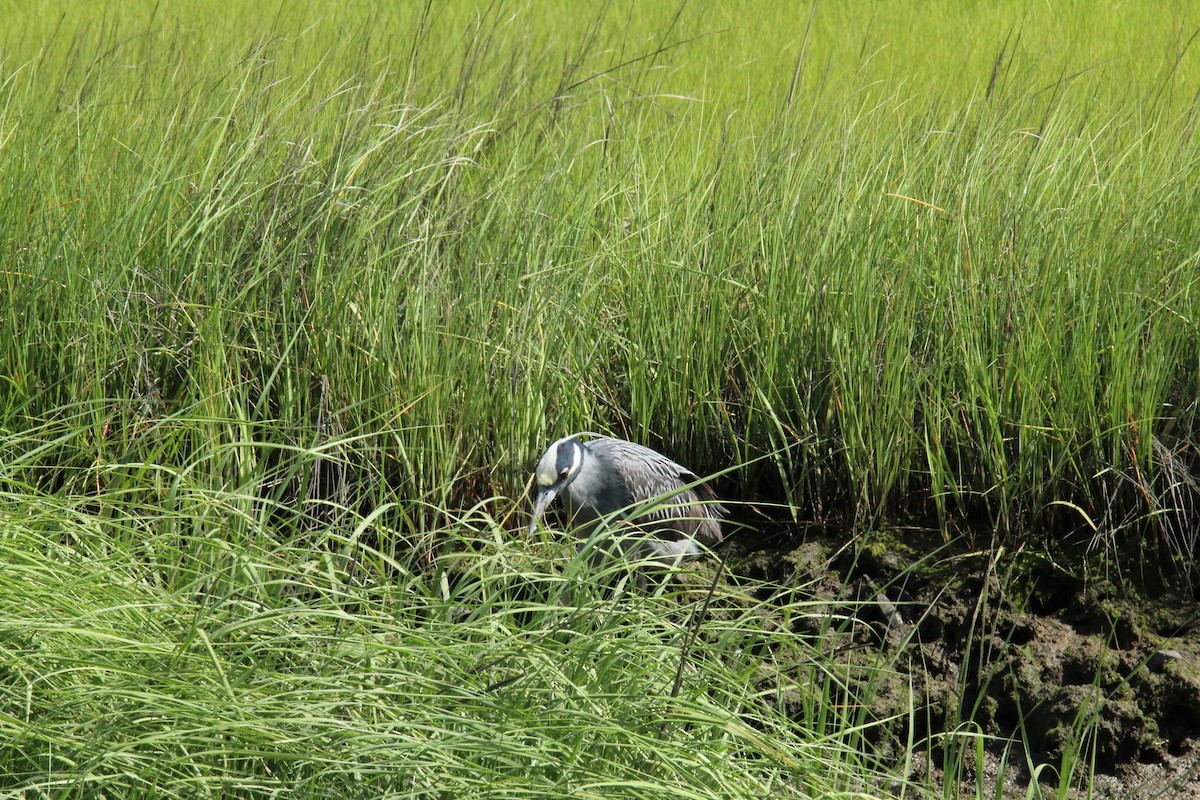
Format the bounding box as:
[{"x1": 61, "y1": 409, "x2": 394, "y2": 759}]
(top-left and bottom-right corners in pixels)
[{"x1": 558, "y1": 469, "x2": 570, "y2": 480}]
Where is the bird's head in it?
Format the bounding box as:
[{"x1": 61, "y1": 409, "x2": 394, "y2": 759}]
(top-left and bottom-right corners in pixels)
[{"x1": 528, "y1": 435, "x2": 584, "y2": 535}]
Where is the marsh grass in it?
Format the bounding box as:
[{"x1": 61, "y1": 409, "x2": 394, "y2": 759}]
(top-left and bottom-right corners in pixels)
[
  {"x1": 3, "y1": 2, "x2": 1198, "y2": 569},
  {"x1": 0, "y1": 469, "x2": 902, "y2": 798},
  {"x1": 2, "y1": 1, "x2": 1200, "y2": 796}
]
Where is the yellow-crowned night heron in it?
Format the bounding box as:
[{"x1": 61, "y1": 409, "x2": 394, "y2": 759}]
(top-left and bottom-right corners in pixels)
[{"x1": 527, "y1": 434, "x2": 724, "y2": 563}]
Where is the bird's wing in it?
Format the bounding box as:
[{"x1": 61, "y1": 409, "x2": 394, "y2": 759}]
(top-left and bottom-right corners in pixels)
[{"x1": 586, "y1": 437, "x2": 725, "y2": 544}]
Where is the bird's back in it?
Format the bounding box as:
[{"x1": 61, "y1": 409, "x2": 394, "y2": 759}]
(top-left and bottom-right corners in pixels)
[{"x1": 584, "y1": 436, "x2": 725, "y2": 546}]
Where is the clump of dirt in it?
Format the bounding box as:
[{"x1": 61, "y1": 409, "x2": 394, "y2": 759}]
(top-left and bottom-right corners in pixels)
[{"x1": 724, "y1": 527, "x2": 1200, "y2": 798}]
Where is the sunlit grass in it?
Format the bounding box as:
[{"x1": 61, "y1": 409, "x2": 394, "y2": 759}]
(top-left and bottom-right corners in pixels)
[
  {"x1": 4, "y1": 1, "x2": 1196, "y2": 562},
  {"x1": 2, "y1": 1, "x2": 1198, "y2": 796},
  {"x1": 0, "y1": 467, "x2": 897, "y2": 798}
]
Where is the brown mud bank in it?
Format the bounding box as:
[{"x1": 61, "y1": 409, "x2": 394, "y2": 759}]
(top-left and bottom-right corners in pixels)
[{"x1": 723, "y1": 527, "x2": 1200, "y2": 798}]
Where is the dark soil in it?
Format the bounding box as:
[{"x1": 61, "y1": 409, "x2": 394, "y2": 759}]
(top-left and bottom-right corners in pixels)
[{"x1": 722, "y1": 526, "x2": 1200, "y2": 799}]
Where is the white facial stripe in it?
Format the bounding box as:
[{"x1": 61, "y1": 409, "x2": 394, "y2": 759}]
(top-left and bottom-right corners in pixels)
[{"x1": 568, "y1": 440, "x2": 582, "y2": 478}]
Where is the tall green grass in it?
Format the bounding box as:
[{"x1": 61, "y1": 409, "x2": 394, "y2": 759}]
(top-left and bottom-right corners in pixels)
[
  {"x1": 1, "y1": 1, "x2": 1199, "y2": 795},
  {"x1": 3, "y1": 1, "x2": 1197, "y2": 567},
  {"x1": 0, "y1": 472, "x2": 900, "y2": 798}
]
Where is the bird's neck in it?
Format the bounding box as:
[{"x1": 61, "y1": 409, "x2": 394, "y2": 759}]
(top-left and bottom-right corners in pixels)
[{"x1": 564, "y1": 446, "x2": 621, "y2": 515}]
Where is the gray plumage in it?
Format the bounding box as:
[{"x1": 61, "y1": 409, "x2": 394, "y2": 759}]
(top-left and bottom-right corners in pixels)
[{"x1": 528, "y1": 434, "x2": 724, "y2": 563}]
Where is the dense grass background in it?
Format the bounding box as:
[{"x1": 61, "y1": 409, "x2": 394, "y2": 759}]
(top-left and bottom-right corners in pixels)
[
  {"x1": 3, "y1": 1, "x2": 1198, "y2": 556},
  {"x1": 2, "y1": 1, "x2": 1199, "y2": 796}
]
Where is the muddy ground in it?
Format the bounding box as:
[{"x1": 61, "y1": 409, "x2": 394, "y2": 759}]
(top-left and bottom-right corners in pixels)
[{"x1": 722, "y1": 526, "x2": 1200, "y2": 799}]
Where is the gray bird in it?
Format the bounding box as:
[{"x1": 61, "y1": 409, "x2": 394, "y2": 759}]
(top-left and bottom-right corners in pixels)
[{"x1": 528, "y1": 434, "x2": 724, "y2": 563}]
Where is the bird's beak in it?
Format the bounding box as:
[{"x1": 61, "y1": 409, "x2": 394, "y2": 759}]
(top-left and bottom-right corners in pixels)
[{"x1": 528, "y1": 485, "x2": 559, "y2": 535}]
